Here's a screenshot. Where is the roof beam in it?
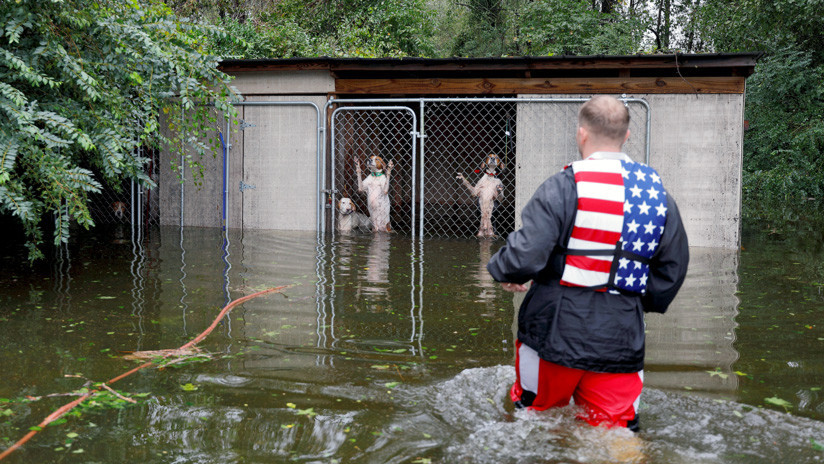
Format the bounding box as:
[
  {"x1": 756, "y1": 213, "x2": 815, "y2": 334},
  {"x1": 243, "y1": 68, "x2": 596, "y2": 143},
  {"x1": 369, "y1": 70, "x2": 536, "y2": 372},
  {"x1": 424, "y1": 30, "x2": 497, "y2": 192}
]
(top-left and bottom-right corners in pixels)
[{"x1": 335, "y1": 77, "x2": 747, "y2": 95}]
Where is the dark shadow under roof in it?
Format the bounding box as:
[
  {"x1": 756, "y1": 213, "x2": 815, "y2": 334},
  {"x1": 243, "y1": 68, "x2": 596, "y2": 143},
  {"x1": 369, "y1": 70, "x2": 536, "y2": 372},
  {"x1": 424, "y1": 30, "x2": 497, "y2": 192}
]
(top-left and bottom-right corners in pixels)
[{"x1": 219, "y1": 53, "x2": 763, "y2": 79}]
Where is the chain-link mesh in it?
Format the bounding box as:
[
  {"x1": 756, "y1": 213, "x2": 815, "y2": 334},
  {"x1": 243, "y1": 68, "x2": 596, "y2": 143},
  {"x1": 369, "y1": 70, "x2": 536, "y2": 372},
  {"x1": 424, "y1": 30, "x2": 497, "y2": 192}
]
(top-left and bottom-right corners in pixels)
[
  {"x1": 333, "y1": 108, "x2": 416, "y2": 234},
  {"x1": 331, "y1": 97, "x2": 650, "y2": 239},
  {"x1": 88, "y1": 144, "x2": 160, "y2": 230},
  {"x1": 423, "y1": 100, "x2": 517, "y2": 238},
  {"x1": 422, "y1": 98, "x2": 648, "y2": 238}
]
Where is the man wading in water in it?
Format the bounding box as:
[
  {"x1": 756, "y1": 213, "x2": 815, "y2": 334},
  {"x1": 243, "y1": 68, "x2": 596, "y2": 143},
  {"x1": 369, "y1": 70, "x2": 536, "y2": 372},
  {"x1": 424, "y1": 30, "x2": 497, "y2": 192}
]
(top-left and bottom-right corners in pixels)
[{"x1": 487, "y1": 95, "x2": 689, "y2": 431}]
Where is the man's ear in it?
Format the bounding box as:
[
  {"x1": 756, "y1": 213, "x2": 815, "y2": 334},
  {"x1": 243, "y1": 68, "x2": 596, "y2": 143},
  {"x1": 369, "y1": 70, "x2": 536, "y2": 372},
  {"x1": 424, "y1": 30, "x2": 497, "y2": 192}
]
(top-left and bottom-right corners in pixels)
[
  {"x1": 577, "y1": 126, "x2": 587, "y2": 145},
  {"x1": 623, "y1": 129, "x2": 631, "y2": 145}
]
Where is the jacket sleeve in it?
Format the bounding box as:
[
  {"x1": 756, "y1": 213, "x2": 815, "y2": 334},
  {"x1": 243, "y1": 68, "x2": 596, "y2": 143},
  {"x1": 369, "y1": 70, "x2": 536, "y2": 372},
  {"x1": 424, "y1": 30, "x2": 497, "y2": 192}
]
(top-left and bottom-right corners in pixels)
[
  {"x1": 486, "y1": 171, "x2": 572, "y2": 284},
  {"x1": 641, "y1": 195, "x2": 690, "y2": 313}
]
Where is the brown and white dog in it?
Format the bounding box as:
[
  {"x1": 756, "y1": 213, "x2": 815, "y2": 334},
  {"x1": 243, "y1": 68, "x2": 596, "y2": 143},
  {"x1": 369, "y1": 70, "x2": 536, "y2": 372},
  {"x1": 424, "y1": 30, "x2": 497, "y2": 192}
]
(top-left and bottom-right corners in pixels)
[
  {"x1": 337, "y1": 197, "x2": 372, "y2": 233},
  {"x1": 112, "y1": 201, "x2": 127, "y2": 220},
  {"x1": 356, "y1": 155, "x2": 394, "y2": 233},
  {"x1": 456, "y1": 153, "x2": 505, "y2": 237}
]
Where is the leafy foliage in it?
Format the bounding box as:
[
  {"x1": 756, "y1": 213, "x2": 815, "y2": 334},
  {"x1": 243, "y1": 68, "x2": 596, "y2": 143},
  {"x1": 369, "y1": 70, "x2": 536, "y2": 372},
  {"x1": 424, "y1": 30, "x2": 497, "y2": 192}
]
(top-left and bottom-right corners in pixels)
[
  {"x1": 697, "y1": 0, "x2": 824, "y2": 202},
  {"x1": 431, "y1": 0, "x2": 651, "y2": 57},
  {"x1": 175, "y1": 0, "x2": 437, "y2": 59},
  {"x1": 517, "y1": 0, "x2": 647, "y2": 56},
  {"x1": 0, "y1": 0, "x2": 237, "y2": 260}
]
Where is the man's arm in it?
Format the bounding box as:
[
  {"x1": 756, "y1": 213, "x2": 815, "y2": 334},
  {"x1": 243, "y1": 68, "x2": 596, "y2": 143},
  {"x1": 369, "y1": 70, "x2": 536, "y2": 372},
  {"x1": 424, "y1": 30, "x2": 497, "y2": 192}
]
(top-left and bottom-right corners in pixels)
[
  {"x1": 641, "y1": 196, "x2": 690, "y2": 313},
  {"x1": 487, "y1": 171, "x2": 572, "y2": 285}
]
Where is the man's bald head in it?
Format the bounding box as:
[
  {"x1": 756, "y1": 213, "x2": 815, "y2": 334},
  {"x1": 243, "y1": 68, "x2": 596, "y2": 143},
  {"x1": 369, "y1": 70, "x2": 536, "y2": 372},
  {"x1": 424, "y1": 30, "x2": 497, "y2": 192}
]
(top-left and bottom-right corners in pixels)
[{"x1": 578, "y1": 95, "x2": 630, "y2": 144}]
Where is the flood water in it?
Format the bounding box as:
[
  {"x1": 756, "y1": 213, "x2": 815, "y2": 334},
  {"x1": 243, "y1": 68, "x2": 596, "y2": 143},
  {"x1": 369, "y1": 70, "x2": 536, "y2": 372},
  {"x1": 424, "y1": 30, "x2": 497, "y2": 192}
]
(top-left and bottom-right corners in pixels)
[{"x1": 1, "y1": 208, "x2": 824, "y2": 463}]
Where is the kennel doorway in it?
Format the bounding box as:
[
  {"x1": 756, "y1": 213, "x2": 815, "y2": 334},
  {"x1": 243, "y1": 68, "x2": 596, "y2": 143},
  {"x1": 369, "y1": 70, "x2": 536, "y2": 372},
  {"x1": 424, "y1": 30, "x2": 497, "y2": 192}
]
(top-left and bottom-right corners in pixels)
[
  {"x1": 331, "y1": 106, "x2": 418, "y2": 235},
  {"x1": 327, "y1": 97, "x2": 651, "y2": 239}
]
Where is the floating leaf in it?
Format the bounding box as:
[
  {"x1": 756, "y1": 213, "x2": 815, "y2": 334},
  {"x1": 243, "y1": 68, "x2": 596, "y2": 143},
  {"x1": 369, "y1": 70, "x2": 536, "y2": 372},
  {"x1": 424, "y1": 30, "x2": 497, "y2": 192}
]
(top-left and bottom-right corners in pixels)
[
  {"x1": 371, "y1": 365, "x2": 390, "y2": 370},
  {"x1": 385, "y1": 382, "x2": 400, "y2": 389},
  {"x1": 179, "y1": 383, "x2": 198, "y2": 392},
  {"x1": 96, "y1": 296, "x2": 116, "y2": 300},
  {"x1": 811, "y1": 437, "x2": 824, "y2": 451},
  {"x1": 707, "y1": 369, "x2": 729, "y2": 379},
  {"x1": 296, "y1": 408, "x2": 316, "y2": 417},
  {"x1": 764, "y1": 396, "x2": 793, "y2": 409}
]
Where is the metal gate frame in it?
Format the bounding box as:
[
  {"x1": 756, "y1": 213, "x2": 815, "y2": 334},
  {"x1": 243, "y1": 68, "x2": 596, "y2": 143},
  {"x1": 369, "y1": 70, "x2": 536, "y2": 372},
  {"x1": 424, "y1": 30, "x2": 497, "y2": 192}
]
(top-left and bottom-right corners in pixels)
[
  {"x1": 330, "y1": 106, "x2": 419, "y2": 236},
  {"x1": 323, "y1": 96, "x2": 651, "y2": 238}
]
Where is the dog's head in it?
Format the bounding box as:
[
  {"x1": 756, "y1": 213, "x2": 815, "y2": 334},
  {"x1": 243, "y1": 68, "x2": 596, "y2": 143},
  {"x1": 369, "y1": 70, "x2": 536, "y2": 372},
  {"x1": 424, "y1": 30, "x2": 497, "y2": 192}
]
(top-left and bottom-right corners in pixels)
[
  {"x1": 366, "y1": 155, "x2": 386, "y2": 174},
  {"x1": 112, "y1": 201, "x2": 126, "y2": 219},
  {"x1": 338, "y1": 197, "x2": 356, "y2": 215},
  {"x1": 481, "y1": 153, "x2": 504, "y2": 173}
]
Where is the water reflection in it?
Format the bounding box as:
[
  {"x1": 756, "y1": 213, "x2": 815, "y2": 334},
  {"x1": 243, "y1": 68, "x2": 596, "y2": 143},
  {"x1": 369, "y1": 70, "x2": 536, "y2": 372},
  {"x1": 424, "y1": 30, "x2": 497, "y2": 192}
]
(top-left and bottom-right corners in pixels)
[
  {"x1": 362, "y1": 232, "x2": 391, "y2": 297},
  {"x1": 645, "y1": 247, "x2": 740, "y2": 396},
  {"x1": 5, "y1": 225, "x2": 824, "y2": 464},
  {"x1": 319, "y1": 234, "x2": 423, "y2": 356},
  {"x1": 473, "y1": 238, "x2": 497, "y2": 304}
]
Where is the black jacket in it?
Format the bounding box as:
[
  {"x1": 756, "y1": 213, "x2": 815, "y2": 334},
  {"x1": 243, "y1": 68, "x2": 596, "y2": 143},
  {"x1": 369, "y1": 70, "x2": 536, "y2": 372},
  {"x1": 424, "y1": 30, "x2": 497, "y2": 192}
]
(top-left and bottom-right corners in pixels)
[{"x1": 487, "y1": 167, "x2": 690, "y2": 373}]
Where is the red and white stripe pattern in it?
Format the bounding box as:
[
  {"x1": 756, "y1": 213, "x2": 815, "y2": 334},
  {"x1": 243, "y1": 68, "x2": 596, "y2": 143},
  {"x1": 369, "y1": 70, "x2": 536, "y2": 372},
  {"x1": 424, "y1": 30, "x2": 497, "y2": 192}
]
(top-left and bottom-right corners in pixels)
[{"x1": 560, "y1": 158, "x2": 626, "y2": 289}]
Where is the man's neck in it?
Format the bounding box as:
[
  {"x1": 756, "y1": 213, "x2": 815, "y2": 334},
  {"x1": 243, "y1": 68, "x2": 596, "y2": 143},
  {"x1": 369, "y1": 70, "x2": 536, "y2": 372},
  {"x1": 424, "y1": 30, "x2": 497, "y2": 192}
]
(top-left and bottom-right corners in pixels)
[{"x1": 580, "y1": 145, "x2": 623, "y2": 159}]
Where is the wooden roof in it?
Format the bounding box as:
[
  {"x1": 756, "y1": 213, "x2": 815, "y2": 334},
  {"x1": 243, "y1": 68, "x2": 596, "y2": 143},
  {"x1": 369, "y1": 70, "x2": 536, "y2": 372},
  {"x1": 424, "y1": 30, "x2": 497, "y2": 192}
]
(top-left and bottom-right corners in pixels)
[{"x1": 219, "y1": 53, "x2": 762, "y2": 95}]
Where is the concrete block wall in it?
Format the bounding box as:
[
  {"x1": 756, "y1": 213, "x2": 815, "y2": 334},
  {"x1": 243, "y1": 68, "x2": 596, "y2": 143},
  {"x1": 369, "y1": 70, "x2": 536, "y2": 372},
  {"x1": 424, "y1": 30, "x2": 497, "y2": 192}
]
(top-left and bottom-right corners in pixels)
[
  {"x1": 160, "y1": 74, "x2": 745, "y2": 249},
  {"x1": 160, "y1": 71, "x2": 333, "y2": 230},
  {"x1": 515, "y1": 93, "x2": 744, "y2": 249},
  {"x1": 159, "y1": 111, "x2": 232, "y2": 228},
  {"x1": 236, "y1": 95, "x2": 327, "y2": 231},
  {"x1": 644, "y1": 247, "x2": 740, "y2": 393}
]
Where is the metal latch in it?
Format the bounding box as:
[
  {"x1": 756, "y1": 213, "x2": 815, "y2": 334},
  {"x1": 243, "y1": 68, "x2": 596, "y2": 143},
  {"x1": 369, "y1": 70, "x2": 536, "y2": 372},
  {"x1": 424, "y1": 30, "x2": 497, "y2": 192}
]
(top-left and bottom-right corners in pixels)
[
  {"x1": 239, "y1": 181, "x2": 256, "y2": 192},
  {"x1": 323, "y1": 189, "x2": 339, "y2": 208},
  {"x1": 239, "y1": 120, "x2": 256, "y2": 131}
]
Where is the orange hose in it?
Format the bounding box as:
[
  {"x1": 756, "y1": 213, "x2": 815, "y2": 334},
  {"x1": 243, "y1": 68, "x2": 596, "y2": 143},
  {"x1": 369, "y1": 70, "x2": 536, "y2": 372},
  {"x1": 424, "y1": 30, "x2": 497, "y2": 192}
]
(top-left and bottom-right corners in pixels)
[{"x1": 0, "y1": 286, "x2": 287, "y2": 461}]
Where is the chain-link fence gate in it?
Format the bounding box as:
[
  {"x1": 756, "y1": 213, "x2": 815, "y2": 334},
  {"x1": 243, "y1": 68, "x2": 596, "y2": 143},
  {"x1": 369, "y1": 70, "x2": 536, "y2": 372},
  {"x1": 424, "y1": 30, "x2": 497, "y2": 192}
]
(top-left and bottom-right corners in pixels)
[
  {"x1": 422, "y1": 99, "x2": 518, "y2": 238},
  {"x1": 87, "y1": 142, "x2": 160, "y2": 243},
  {"x1": 331, "y1": 107, "x2": 417, "y2": 235},
  {"x1": 328, "y1": 97, "x2": 650, "y2": 239}
]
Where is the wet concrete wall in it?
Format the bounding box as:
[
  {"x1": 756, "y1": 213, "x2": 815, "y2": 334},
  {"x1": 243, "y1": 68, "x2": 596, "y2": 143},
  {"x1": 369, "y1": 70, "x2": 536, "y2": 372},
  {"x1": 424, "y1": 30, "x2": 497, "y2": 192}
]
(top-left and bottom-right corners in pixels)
[
  {"x1": 515, "y1": 93, "x2": 744, "y2": 249},
  {"x1": 644, "y1": 247, "x2": 740, "y2": 395},
  {"x1": 159, "y1": 71, "x2": 333, "y2": 230},
  {"x1": 160, "y1": 78, "x2": 744, "y2": 249}
]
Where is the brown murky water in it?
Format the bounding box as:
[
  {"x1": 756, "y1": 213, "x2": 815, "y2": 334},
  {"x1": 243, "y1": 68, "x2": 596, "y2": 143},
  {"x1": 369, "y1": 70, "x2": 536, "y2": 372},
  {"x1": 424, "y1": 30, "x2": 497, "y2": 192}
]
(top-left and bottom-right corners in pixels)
[{"x1": 1, "y1": 209, "x2": 823, "y2": 463}]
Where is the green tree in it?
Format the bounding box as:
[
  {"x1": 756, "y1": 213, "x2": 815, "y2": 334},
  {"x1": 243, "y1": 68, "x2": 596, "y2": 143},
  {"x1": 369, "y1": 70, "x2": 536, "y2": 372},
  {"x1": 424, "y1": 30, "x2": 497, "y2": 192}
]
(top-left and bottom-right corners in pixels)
[
  {"x1": 173, "y1": 0, "x2": 437, "y2": 59},
  {"x1": 697, "y1": 0, "x2": 824, "y2": 201},
  {"x1": 0, "y1": 0, "x2": 237, "y2": 260},
  {"x1": 518, "y1": 0, "x2": 646, "y2": 56},
  {"x1": 436, "y1": 0, "x2": 647, "y2": 58}
]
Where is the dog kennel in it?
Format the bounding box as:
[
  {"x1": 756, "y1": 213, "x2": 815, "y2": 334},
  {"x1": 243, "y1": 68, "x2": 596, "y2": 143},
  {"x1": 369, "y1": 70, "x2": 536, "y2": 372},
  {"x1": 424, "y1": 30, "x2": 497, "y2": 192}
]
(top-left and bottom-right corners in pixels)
[{"x1": 156, "y1": 54, "x2": 760, "y2": 249}]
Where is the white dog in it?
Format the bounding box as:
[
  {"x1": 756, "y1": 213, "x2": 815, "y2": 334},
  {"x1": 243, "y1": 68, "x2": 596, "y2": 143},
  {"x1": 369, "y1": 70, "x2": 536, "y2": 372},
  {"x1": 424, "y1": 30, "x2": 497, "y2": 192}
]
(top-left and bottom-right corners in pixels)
[
  {"x1": 456, "y1": 153, "x2": 505, "y2": 237},
  {"x1": 356, "y1": 155, "x2": 394, "y2": 233},
  {"x1": 337, "y1": 197, "x2": 372, "y2": 233}
]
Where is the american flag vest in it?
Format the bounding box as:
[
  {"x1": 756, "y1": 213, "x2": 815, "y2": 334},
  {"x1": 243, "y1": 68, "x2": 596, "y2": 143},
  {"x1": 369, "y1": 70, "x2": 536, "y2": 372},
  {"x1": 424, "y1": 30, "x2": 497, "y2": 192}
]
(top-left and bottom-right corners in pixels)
[{"x1": 559, "y1": 154, "x2": 668, "y2": 295}]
